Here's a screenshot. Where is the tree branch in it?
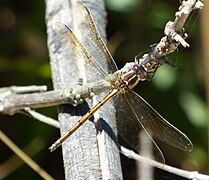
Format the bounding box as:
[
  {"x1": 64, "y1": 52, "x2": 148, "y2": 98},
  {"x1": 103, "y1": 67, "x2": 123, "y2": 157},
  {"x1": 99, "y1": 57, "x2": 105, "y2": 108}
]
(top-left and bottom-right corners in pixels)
[
  {"x1": 120, "y1": 146, "x2": 209, "y2": 180},
  {"x1": 0, "y1": 81, "x2": 108, "y2": 115},
  {"x1": 45, "y1": 0, "x2": 122, "y2": 179}
]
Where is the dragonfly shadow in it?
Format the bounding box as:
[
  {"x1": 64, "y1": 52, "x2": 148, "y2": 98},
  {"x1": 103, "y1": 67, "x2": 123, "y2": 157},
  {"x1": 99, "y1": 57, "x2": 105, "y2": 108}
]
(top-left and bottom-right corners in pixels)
[
  {"x1": 59, "y1": 101, "x2": 91, "y2": 116},
  {"x1": 98, "y1": 118, "x2": 119, "y2": 149}
]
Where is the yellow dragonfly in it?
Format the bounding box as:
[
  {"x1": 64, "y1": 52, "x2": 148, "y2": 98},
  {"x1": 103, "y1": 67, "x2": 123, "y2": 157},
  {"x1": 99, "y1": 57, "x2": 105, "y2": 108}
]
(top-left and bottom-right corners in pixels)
[{"x1": 49, "y1": 2, "x2": 192, "y2": 163}]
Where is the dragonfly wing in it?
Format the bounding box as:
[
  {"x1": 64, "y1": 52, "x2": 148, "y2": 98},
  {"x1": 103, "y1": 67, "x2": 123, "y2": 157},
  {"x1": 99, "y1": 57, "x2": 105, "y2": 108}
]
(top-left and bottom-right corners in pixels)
[
  {"x1": 123, "y1": 90, "x2": 193, "y2": 152},
  {"x1": 56, "y1": 23, "x2": 110, "y2": 84},
  {"x1": 114, "y1": 94, "x2": 165, "y2": 163},
  {"x1": 73, "y1": 2, "x2": 118, "y2": 75}
]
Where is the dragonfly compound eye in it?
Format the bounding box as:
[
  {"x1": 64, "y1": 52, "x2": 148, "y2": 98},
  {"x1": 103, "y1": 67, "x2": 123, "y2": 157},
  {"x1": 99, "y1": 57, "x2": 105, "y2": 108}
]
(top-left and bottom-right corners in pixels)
[{"x1": 133, "y1": 64, "x2": 147, "y2": 80}]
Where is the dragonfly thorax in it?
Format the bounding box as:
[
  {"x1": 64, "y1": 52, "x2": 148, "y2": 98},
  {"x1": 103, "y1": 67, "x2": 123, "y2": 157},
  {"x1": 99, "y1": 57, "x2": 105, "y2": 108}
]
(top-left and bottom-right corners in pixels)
[{"x1": 115, "y1": 63, "x2": 147, "y2": 91}]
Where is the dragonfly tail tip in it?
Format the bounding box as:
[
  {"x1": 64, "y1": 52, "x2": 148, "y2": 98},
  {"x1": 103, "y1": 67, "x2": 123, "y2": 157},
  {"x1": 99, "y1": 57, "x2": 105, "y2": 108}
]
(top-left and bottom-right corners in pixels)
[{"x1": 49, "y1": 144, "x2": 57, "y2": 152}]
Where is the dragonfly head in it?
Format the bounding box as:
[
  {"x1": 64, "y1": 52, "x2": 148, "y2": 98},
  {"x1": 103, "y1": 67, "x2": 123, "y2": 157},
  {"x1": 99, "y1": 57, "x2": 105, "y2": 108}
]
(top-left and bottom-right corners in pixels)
[
  {"x1": 149, "y1": 43, "x2": 177, "y2": 69},
  {"x1": 135, "y1": 43, "x2": 177, "y2": 81}
]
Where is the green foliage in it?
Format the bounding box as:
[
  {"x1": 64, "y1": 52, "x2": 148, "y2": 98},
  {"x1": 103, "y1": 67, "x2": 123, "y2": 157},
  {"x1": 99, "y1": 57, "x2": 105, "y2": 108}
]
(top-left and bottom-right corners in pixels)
[{"x1": 153, "y1": 65, "x2": 177, "y2": 90}]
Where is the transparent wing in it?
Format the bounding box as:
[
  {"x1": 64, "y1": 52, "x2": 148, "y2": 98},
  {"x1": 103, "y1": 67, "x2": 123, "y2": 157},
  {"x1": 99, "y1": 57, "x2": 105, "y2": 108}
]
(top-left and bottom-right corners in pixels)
[
  {"x1": 118, "y1": 90, "x2": 193, "y2": 152},
  {"x1": 73, "y1": 2, "x2": 118, "y2": 75},
  {"x1": 114, "y1": 93, "x2": 165, "y2": 163},
  {"x1": 56, "y1": 23, "x2": 111, "y2": 84}
]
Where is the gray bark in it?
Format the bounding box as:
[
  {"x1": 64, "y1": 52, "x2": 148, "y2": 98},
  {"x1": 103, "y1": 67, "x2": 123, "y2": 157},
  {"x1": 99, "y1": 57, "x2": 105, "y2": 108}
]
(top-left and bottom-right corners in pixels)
[{"x1": 45, "y1": 0, "x2": 122, "y2": 179}]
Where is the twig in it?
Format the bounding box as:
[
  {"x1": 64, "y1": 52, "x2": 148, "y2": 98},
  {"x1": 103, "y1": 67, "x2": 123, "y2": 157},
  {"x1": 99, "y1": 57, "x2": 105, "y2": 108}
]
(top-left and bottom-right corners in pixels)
[
  {"x1": 120, "y1": 146, "x2": 209, "y2": 180},
  {"x1": 0, "y1": 130, "x2": 54, "y2": 180},
  {"x1": 0, "y1": 81, "x2": 108, "y2": 115},
  {"x1": 22, "y1": 107, "x2": 60, "y2": 129},
  {"x1": 137, "y1": 0, "x2": 204, "y2": 66},
  {"x1": 0, "y1": 85, "x2": 47, "y2": 95},
  {"x1": 0, "y1": 137, "x2": 45, "y2": 179},
  {"x1": 156, "y1": 0, "x2": 204, "y2": 54}
]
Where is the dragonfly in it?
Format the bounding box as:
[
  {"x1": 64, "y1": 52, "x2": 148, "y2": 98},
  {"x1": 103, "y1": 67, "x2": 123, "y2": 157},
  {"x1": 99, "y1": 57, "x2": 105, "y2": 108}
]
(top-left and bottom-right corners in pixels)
[{"x1": 49, "y1": 2, "x2": 193, "y2": 163}]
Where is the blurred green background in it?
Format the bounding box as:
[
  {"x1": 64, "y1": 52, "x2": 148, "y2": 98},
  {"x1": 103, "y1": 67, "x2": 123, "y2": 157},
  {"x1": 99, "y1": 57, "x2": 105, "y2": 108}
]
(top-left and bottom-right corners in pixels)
[{"x1": 0, "y1": 0, "x2": 208, "y2": 179}]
